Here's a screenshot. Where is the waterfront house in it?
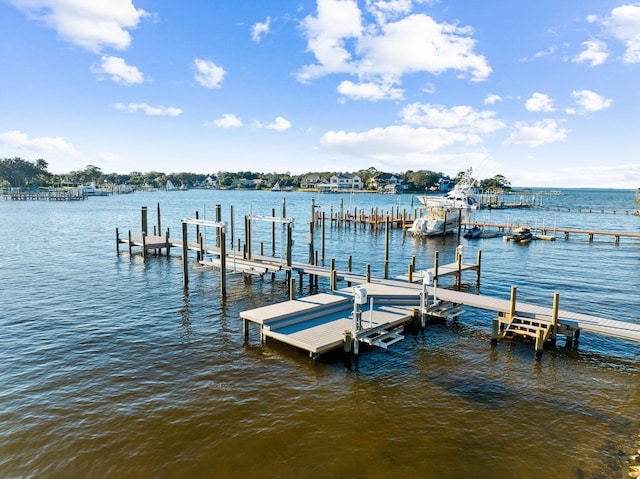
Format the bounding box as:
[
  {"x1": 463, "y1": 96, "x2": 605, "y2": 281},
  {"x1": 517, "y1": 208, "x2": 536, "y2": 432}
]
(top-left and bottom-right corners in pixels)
[
  {"x1": 322, "y1": 173, "x2": 363, "y2": 191},
  {"x1": 301, "y1": 175, "x2": 321, "y2": 189},
  {"x1": 368, "y1": 172, "x2": 406, "y2": 192}
]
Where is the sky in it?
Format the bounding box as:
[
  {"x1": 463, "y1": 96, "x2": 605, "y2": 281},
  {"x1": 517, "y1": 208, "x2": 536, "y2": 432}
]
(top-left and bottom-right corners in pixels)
[{"x1": 1, "y1": 0, "x2": 639, "y2": 188}]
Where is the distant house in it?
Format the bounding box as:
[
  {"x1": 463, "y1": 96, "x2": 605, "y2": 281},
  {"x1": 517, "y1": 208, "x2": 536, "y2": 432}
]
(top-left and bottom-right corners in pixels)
[
  {"x1": 301, "y1": 175, "x2": 321, "y2": 189},
  {"x1": 195, "y1": 175, "x2": 217, "y2": 188},
  {"x1": 368, "y1": 172, "x2": 406, "y2": 192},
  {"x1": 438, "y1": 177, "x2": 455, "y2": 192},
  {"x1": 319, "y1": 173, "x2": 363, "y2": 191}
]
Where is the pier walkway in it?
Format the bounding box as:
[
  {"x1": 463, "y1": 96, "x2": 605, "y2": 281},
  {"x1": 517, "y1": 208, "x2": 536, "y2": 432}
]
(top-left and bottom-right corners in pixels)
[
  {"x1": 115, "y1": 211, "x2": 639, "y2": 359},
  {"x1": 240, "y1": 276, "x2": 640, "y2": 358},
  {"x1": 464, "y1": 221, "x2": 640, "y2": 244}
]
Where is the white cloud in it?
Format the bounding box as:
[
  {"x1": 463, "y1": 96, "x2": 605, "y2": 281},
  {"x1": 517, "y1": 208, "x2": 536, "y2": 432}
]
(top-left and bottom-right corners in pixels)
[
  {"x1": 8, "y1": 0, "x2": 147, "y2": 53},
  {"x1": 525, "y1": 93, "x2": 555, "y2": 112},
  {"x1": 573, "y1": 40, "x2": 608, "y2": 66},
  {"x1": 298, "y1": 0, "x2": 363, "y2": 82},
  {"x1": 93, "y1": 56, "x2": 144, "y2": 85},
  {"x1": 357, "y1": 15, "x2": 491, "y2": 80},
  {"x1": 114, "y1": 102, "x2": 182, "y2": 116},
  {"x1": 504, "y1": 119, "x2": 569, "y2": 147},
  {"x1": 484, "y1": 94, "x2": 502, "y2": 105},
  {"x1": 193, "y1": 58, "x2": 226, "y2": 88},
  {"x1": 519, "y1": 45, "x2": 557, "y2": 62},
  {"x1": 366, "y1": 0, "x2": 413, "y2": 24},
  {"x1": 0, "y1": 130, "x2": 79, "y2": 156},
  {"x1": 268, "y1": 117, "x2": 291, "y2": 131},
  {"x1": 212, "y1": 114, "x2": 243, "y2": 128},
  {"x1": 570, "y1": 90, "x2": 613, "y2": 112},
  {"x1": 297, "y1": 1, "x2": 491, "y2": 99},
  {"x1": 605, "y1": 3, "x2": 640, "y2": 63},
  {"x1": 320, "y1": 125, "x2": 468, "y2": 161},
  {"x1": 401, "y1": 103, "x2": 505, "y2": 135},
  {"x1": 251, "y1": 16, "x2": 271, "y2": 42},
  {"x1": 254, "y1": 117, "x2": 291, "y2": 131},
  {"x1": 337, "y1": 80, "x2": 403, "y2": 100}
]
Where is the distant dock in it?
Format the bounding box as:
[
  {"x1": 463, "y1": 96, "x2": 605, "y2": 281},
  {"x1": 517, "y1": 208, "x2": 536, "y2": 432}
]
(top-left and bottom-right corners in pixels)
[
  {"x1": 2, "y1": 189, "x2": 88, "y2": 201},
  {"x1": 463, "y1": 221, "x2": 640, "y2": 244}
]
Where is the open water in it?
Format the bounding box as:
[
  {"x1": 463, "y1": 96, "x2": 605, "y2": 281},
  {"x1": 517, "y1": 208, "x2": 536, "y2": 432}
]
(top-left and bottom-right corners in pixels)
[{"x1": 1, "y1": 188, "x2": 639, "y2": 479}]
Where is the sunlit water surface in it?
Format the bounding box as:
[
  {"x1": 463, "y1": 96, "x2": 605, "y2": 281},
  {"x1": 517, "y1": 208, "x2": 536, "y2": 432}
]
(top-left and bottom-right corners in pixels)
[{"x1": 1, "y1": 189, "x2": 639, "y2": 478}]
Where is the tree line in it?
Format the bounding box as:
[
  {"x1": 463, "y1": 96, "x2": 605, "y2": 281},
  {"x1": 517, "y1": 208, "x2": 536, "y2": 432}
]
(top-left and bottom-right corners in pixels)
[{"x1": 0, "y1": 157, "x2": 512, "y2": 192}]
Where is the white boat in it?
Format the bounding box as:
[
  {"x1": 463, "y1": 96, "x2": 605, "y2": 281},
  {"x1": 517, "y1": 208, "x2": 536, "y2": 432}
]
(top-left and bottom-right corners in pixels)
[
  {"x1": 503, "y1": 226, "x2": 534, "y2": 243},
  {"x1": 463, "y1": 225, "x2": 482, "y2": 239},
  {"x1": 416, "y1": 170, "x2": 480, "y2": 210},
  {"x1": 77, "y1": 181, "x2": 111, "y2": 196},
  {"x1": 165, "y1": 180, "x2": 178, "y2": 191},
  {"x1": 409, "y1": 207, "x2": 461, "y2": 236}
]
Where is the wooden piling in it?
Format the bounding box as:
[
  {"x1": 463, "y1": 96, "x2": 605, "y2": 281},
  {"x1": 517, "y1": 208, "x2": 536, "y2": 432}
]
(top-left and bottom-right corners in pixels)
[
  {"x1": 509, "y1": 286, "x2": 517, "y2": 324},
  {"x1": 157, "y1": 203, "x2": 161, "y2": 235},
  {"x1": 330, "y1": 258, "x2": 336, "y2": 290},
  {"x1": 181, "y1": 221, "x2": 189, "y2": 288},
  {"x1": 491, "y1": 319, "x2": 499, "y2": 346},
  {"x1": 115, "y1": 228, "x2": 120, "y2": 254},
  {"x1": 384, "y1": 217, "x2": 390, "y2": 279},
  {"x1": 321, "y1": 211, "x2": 326, "y2": 260},
  {"x1": 550, "y1": 292, "x2": 559, "y2": 345},
  {"x1": 141, "y1": 206, "x2": 148, "y2": 236},
  {"x1": 433, "y1": 251, "x2": 439, "y2": 279},
  {"x1": 272, "y1": 208, "x2": 276, "y2": 256},
  {"x1": 220, "y1": 228, "x2": 227, "y2": 296},
  {"x1": 215, "y1": 204, "x2": 221, "y2": 247}
]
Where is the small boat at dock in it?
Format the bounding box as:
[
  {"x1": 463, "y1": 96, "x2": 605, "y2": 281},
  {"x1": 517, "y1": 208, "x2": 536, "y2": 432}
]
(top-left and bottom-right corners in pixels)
[
  {"x1": 463, "y1": 225, "x2": 482, "y2": 239},
  {"x1": 409, "y1": 207, "x2": 461, "y2": 236},
  {"x1": 504, "y1": 226, "x2": 533, "y2": 243}
]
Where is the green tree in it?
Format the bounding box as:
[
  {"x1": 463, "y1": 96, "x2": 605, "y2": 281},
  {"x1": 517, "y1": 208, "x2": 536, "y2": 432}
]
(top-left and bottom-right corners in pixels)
[
  {"x1": 480, "y1": 174, "x2": 511, "y2": 190},
  {"x1": 0, "y1": 157, "x2": 50, "y2": 187},
  {"x1": 407, "y1": 170, "x2": 443, "y2": 191}
]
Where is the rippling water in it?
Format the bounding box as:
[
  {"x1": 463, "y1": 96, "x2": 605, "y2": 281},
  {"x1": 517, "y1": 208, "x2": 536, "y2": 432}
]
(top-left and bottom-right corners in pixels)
[{"x1": 1, "y1": 189, "x2": 639, "y2": 478}]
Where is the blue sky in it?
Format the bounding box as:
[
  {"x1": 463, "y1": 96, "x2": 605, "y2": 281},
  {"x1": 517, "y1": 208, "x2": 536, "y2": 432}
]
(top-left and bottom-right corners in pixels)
[{"x1": 1, "y1": 0, "x2": 639, "y2": 188}]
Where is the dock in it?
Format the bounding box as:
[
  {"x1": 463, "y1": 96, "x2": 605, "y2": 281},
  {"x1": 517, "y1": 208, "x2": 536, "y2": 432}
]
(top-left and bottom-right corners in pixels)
[
  {"x1": 464, "y1": 221, "x2": 640, "y2": 244},
  {"x1": 2, "y1": 190, "x2": 88, "y2": 201},
  {"x1": 240, "y1": 277, "x2": 640, "y2": 358},
  {"x1": 116, "y1": 203, "x2": 640, "y2": 360}
]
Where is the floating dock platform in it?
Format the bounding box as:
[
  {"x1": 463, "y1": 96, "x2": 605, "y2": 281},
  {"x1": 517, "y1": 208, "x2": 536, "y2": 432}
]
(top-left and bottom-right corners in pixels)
[{"x1": 241, "y1": 277, "x2": 640, "y2": 359}]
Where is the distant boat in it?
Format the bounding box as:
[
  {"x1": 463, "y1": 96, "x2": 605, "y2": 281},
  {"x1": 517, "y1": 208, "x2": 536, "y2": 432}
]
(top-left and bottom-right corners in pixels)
[
  {"x1": 165, "y1": 180, "x2": 178, "y2": 191},
  {"x1": 77, "y1": 181, "x2": 111, "y2": 196},
  {"x1": 409, "y1": 207, "x2": 461, "y2": 236},
  {"x1": 271, "y1": 182, "x2": 292, "y2": 191}
]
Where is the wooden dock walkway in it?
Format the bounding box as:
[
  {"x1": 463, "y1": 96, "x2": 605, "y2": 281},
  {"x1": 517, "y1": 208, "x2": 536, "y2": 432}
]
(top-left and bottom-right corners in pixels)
[
  {"x1": 240, "y1": 277, "x2": 640, "y2": 358},
  {"x1": 116, "y1": 205, "x2": 640, "y2": 360}
]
